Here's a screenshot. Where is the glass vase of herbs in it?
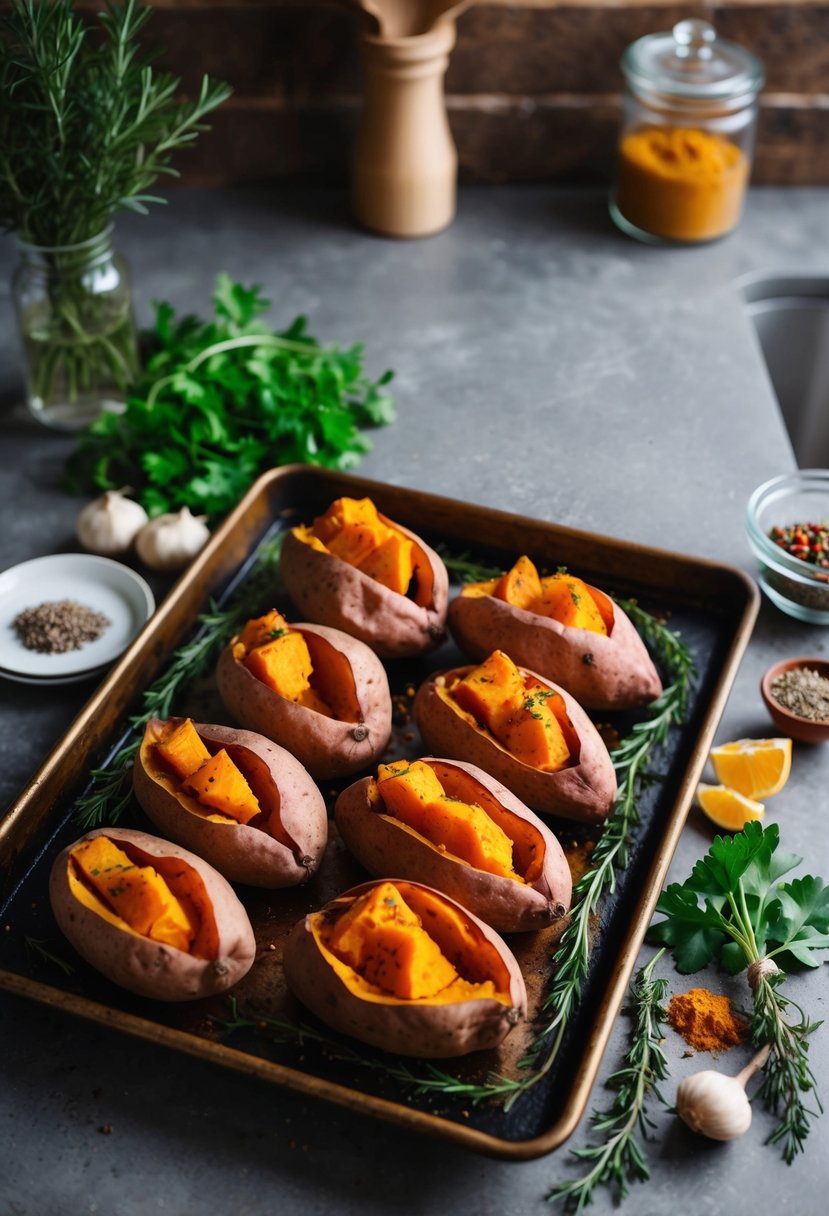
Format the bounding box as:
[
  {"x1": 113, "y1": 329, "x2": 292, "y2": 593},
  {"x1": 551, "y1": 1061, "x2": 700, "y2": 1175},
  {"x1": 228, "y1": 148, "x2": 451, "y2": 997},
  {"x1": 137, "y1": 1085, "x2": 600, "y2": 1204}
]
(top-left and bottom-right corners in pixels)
[{"x1": 0, "y1": 0, "x2": 230, "y2": 431}]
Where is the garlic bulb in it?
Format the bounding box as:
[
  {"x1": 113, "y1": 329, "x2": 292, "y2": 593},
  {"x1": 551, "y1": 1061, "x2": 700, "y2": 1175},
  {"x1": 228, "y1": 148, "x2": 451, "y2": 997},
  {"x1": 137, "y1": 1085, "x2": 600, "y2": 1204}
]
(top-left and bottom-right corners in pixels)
[
  {"x1": 76, "y1": 489, "x2": 149, "y2": 556},
  {"x1": 676, "y1": 1045, "x2": 770, "y2": 1142},
  {"x1": 135, "y1": 507, "x2": 211, "y2": 572}
]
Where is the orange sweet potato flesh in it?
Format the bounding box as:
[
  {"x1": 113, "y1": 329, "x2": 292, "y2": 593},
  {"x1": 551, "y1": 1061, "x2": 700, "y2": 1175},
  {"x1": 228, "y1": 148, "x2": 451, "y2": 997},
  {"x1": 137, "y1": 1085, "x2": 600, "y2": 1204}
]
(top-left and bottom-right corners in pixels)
[
  {"x1": 154, "y1": 718, "x2": 211, "y2": 782},
  {"x1": 299, "y1": 630, "x2": 361, "y2": 722},
  {"x1": 499, "y1": 688, "x2": 571, "y2": 772},
  {"x1": 325, "y1": 880, "x2": 459, "y2": 999},
  {"x1": 234, "y1": 609, "x2": 291, "y2": 656},
  {"x1": 452, "y1": 649, "x2": 526, "y2": 728},
  {"x1": 492, "y1": 554, "x2": 542, "y2": 611},
  {"x1": 184, "y1": 749, "x2": 262, "y2": 825},
  {"x1": 428, "y1": 761, "x2": 545, "y2": 885},
  {"x1": 311, "y1": 497, "x2": 387, "y2": 567},
  {"x1": 358, "y1": 532, "x2": 416, "y2": 596},
  {"x1": 537, "y1": 573, "x2": 609, "y2": 635},
  {"x1": 451, "y1": 651, "x2": 571, "y2": 772},
  {"x1": 293, "y1": 496, "x2": 436, "y2": 606},
  {"x1": 70, "y1": 836, "x2": 196, "y2": 953},
  {"x1": 376, "y1": 760, "x2": 520, "y2": 881},
  {"x1": 243, "y1": 631, "x2": 332, "y2": 716}
]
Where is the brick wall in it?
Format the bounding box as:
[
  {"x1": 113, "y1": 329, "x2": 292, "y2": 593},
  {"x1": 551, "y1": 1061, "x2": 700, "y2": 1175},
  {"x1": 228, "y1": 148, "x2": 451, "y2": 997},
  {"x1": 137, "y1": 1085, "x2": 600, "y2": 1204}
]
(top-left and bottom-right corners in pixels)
[{"x1": 66, "y1": 1, "x2": 829, "y2": 185}]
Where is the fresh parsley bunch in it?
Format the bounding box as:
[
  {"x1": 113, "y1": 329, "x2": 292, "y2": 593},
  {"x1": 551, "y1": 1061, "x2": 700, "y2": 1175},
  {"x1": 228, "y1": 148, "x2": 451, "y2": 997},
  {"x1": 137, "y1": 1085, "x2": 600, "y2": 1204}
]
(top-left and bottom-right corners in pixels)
[
  {"x1": 651, "y1": 821, "x2": 827, "y2": 1161},
  {"x1": 65, "y1": 275, "x2": 396, "y2": 519}
]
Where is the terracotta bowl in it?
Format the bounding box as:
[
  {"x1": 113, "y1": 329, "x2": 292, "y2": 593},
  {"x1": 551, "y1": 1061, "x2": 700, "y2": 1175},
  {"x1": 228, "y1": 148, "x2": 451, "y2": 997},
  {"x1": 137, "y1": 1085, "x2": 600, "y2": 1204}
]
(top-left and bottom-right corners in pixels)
[{"x1": 761, "y1": 657, "x2": 829, "y2": 744}]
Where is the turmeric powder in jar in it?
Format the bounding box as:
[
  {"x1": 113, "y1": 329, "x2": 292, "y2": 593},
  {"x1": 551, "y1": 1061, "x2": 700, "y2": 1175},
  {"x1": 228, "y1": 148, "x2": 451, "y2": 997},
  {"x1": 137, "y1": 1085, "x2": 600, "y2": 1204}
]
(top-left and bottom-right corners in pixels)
[{"x1": 611, "y1": 20, "x2": 763, "y2": 245}]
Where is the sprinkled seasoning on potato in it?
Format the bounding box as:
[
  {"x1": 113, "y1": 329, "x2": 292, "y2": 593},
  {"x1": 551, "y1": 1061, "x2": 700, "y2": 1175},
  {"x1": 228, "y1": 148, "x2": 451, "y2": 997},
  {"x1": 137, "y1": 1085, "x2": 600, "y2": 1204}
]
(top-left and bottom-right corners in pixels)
[
  {"x1": 283, "y1": 879, "x2": 527, "y2": 1058},
  {"x1": 335, "y1": 757, "x2": 573, "y2": 933},
  {"x1": 449, "y1": 555, "x2": 661, "y2": 710},
  {"x1": 414, "y1": 653, "x2": 617, "y2": 823}
]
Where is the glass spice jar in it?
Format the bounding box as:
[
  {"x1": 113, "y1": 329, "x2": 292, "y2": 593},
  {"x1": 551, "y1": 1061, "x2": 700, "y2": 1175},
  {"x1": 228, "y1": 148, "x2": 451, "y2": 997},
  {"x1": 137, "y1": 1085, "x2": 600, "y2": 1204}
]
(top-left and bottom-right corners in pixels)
[
  {"x1": 610, "y1": 19, "x2": 764, "y2": 245},
  {"x1": 12, "y1": 225, "x2": 138, "y2": 431}
]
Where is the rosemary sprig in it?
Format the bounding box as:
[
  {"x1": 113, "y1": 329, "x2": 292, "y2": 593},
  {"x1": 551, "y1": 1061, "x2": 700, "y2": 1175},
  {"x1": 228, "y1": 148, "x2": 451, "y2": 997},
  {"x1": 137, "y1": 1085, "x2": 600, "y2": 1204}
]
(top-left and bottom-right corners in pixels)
[
  {"x1": 1, "y1": 0, "x2": 231, "y2": 245},
  {"x1": 752, "y1": 975, "x2": 822, "y2": 1162},
  {"x1": 215, "y1": 998, "x2": 496, "y2": 1097},
  {"x1": 24, "y1": 936, "x2": 75, "y2": 975},
  {"x1": 435, "y1": 546, "x2": 501, "y2": 584},
  {"x1": 74, "y1": 533, "x2": 285, "y2": 829},
  {"x1": 547, "y1": 951, "x2": 670, "y2": 1212},
  {"x1": 652, "y1": 821, "x2": 825, "y2": 1162},
  {"x1": 490, "y1": 664, "x2": 692, "y2": 1111}
]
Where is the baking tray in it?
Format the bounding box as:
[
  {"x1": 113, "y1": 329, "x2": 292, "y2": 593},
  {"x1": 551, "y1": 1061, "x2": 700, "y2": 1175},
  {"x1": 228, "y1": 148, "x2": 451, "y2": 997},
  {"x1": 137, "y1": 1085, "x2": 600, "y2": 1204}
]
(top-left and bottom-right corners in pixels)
[{"x1": 0, "y1": 465, "x2": 759, "y2": 1160}]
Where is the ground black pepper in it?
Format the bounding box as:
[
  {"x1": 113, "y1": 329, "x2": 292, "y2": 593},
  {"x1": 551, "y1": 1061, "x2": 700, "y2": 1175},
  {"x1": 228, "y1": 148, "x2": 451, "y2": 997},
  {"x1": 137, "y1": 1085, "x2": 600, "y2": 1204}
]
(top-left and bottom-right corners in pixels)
[
  {"x1": 769, "y1": 667, "x2": 829, "y2": 722},
  {"x1": 13, "y1": 600, "x2": 110, "y2": 654}
]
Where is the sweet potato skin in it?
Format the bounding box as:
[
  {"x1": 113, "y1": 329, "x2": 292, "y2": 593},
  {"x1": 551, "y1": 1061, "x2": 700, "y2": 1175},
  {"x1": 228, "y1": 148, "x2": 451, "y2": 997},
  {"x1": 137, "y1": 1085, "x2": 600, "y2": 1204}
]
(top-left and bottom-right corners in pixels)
[
  {"x1": 216, "y1": 622, "x2": 392, "y2": 780},
  {"x1": 413, "y1": 667, "x2": 618, "y2": 824},
  {"x1": 448, "y1": 590, "x2": 662, "y2": 711},
  {"x1": 48, "y1": 827, "x2": 256, "y2": 1001},
  {"x1": 283, "y1": 879, "x2": 527, "y2": 1058},
  {"x1": 280, "y1": 524, "x2": 449, "y2": 658},
  {"x1": 134, "y1": 719, "x2": 328, "y2": 888},
  {"x1": 334, "y1": 758, "x2": 573, "y2": 932}
]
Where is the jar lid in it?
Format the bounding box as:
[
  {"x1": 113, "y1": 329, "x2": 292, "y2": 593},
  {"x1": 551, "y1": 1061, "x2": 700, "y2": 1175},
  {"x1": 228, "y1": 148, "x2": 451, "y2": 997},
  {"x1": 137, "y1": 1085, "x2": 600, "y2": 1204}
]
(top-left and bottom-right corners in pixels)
[{"x1": 622, "y1": 19, "x2": 764, "y2": 102}]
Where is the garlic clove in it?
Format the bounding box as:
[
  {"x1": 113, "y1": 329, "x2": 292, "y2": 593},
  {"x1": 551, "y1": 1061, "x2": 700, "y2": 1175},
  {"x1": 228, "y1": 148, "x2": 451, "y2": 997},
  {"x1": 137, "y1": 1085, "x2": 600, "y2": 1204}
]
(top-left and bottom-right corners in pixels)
[
  {"x1": 676, "y1": 1070, "x2": 753, "y2": 1141},
  {"x1": 76, "y1": 488, "x2": 149, "y2": 556},
  {"x1": 135, "y1": 506, "x2": 211, "y2": 572},
  {"x1": 675, "y1": 1046, "x2": 769, "y2": 1143}
]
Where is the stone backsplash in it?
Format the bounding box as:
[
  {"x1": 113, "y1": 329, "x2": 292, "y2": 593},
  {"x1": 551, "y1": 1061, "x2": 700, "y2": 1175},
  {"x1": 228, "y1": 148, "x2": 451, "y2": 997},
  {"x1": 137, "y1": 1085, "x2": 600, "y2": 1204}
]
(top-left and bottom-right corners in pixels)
[{"x1": 83, "y1": 0, "x2": 829, "y2": 185}]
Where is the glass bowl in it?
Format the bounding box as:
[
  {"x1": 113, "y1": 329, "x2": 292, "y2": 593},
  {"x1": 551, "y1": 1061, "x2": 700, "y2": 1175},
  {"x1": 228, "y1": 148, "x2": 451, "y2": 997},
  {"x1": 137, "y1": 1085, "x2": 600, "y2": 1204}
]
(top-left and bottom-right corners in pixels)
[{"x1": 746, "y1": 470, "x2": 829, "y2": 623}]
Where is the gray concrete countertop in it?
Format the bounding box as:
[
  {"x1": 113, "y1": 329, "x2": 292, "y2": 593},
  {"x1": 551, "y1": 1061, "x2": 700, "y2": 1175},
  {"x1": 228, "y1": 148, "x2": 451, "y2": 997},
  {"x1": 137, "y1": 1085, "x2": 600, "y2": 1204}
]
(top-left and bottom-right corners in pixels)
[{"x1": 1, "y1": 186, "x2": 827, "y2": 1215}]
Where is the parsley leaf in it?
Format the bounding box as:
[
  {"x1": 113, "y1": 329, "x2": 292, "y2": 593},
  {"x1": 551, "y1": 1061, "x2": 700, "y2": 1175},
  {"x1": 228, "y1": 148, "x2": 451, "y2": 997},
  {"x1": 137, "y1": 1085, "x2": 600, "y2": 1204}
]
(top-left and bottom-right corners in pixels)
[
  {"x1": 650, "y1": 821, "x2": 827, "y2": 1162},
  {"x1": 65, "y1": 276, "x2": 395, "y2": 521}
]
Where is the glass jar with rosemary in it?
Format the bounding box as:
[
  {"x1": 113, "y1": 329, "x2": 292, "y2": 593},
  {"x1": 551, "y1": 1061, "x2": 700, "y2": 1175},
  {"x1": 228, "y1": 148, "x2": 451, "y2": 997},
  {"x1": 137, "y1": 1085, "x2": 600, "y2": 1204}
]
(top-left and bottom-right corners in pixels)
[{"x1": 0, "y1": 0, "x2": 231, "y2": 431}]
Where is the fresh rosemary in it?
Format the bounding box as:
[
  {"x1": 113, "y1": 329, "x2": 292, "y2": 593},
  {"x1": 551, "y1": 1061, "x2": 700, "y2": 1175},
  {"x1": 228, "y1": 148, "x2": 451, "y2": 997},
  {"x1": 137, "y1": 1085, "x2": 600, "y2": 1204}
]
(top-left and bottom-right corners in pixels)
[
  {"x1": 1, "y1": 0, "x2": 230, "y2": 413},
  {"x1": 0, "y1": 0, "x2": 231, "y2": 246},
  {"x1": 547, "y1": 951, "x2": 670, "y2": 1213},
  {"x1": 651, "y1": 821, "x2": 826, "y2": 1162}
]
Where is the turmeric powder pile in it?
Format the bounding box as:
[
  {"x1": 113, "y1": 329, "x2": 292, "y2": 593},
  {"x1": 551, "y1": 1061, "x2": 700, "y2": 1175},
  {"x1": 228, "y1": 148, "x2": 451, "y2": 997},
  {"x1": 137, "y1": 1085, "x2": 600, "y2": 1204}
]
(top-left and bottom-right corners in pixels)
[
  {"x1": 667, "y1": 986, "x2": 747, "y2": 1052},
  {"x1": 615, "y1": 126, "x2": 748, "y2": 242}
]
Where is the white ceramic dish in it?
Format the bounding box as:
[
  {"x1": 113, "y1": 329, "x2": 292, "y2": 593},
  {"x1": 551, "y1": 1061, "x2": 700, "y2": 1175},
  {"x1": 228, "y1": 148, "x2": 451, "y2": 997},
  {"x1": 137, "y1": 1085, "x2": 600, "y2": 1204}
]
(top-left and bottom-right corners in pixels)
[{"x1": 0, "y1": 554, "x2": 155, "y2": 683}]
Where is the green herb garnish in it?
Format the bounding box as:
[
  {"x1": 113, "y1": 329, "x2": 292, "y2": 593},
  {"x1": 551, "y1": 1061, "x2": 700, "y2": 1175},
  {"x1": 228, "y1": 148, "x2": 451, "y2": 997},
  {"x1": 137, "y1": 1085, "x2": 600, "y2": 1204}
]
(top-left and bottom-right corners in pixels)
[
  {"x1": 65, "y1": 276, "x2": 395, "y2": 521},
  {"x1": 547, "y1": 951, "x2": 670, "y2": 1212},
  {"x1": 650, "y1": 821, "x2": 826, "y2": 1161},
  {"x1": 0, "y1": 0, "x2": 231, "y2": 245}
]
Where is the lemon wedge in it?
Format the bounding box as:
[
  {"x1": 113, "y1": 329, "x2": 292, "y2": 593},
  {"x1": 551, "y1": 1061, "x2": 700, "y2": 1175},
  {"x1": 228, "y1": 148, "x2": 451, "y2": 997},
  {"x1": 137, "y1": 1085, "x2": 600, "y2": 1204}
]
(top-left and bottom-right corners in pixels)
[
  {"x1": 695, "y1": 783, "x2": 765, "y2": 832},
  {"x1": 709, "y1": 737, "x2": 792, "y2": 800}
]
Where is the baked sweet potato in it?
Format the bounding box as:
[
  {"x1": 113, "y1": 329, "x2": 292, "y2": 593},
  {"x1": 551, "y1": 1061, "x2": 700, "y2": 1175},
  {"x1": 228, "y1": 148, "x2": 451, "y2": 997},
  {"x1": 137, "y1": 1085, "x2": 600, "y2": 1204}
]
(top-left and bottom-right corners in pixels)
[
  {"x1": 449, "y1": 556, "x2": 662, "y2": 710},
  {"x1": 283, "y1": 878, "x2": 527, "y2": 1058},
  {"x1": 279, "y1": 496, "x2": 449, "y2": 657},
  {"x1": 216, "y1": 611, "x2": 392, "y2": 780},
  {"x1": 413, "y1": 651, "x2": 617, "y2": 823},
  {"x1": 335, "y1": 757, "x2": 572, "y2": 932},
  {"x1": 133, "y1": 717, "x2": 328, "y2": 887},
  {"x1": 49, "y1": 827, "x2": 256, "y2": 1001}
]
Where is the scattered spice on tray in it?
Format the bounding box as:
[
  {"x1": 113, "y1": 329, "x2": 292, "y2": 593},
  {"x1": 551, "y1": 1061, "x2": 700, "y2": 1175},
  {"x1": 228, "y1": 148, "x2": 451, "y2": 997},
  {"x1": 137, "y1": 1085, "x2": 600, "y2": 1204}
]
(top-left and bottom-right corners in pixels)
[
  {"x1": 769, "y1": 521, "x2": 829, "y2": 569},
  {"x1": 769, "y1": 666, "x2": 829, "y2": 722},
  {"x1": 13, "y1": 600, "x2": 110, "y2": 654},
  {"x1": 667, "y1": 986, "x2": 747, "y2": 1053}
]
